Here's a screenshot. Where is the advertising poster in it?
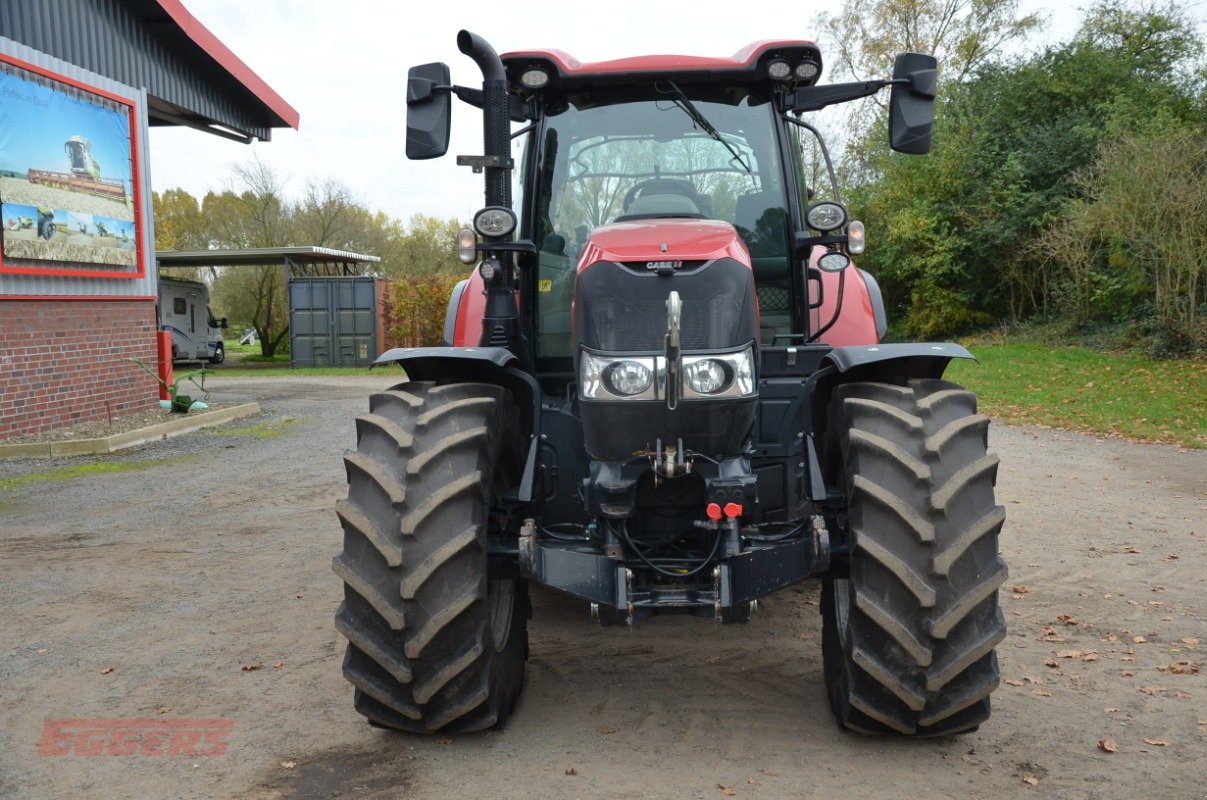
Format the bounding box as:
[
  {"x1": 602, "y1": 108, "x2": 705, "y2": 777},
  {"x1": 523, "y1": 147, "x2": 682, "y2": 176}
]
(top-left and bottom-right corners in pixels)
[{"x1": 0, "y1": 57, "x2": 140, "y2": 274}]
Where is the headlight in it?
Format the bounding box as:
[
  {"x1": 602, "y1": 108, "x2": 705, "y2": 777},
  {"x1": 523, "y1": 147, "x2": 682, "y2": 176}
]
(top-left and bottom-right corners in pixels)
[
  {"x1": 807, "y1": 202, "x2": 847, "y2": 232},
  {"x1": 580, "y1": 353, "x2": 658, "y2": 400},
  {"x1": 519, "y1": 68, "x2": 549, "y2": 89},
  {"x1": 685, "y1": 359, "x2": 727, "y2": 394},
  {"x1": 580, "y1": 347, "x2": 754, "y2": 401},
  {"x1": 795, "y1": 61, "x2": 819, "y2": 80},
  {"x1": 682, "y1": 347, "x2": 755, "y2": 399},
  {"x1": 818, "y1": 251, "x2": 851, "y2": 272},
  {"x1": 473, "y1": 206, "x2": 516, "y2": 237},
  {"x1": 767, "y1": 60, "x2": 791, "y2": 80},
  {"x1": 605, "y1": 360, "x2": 653, "y2": 396}
]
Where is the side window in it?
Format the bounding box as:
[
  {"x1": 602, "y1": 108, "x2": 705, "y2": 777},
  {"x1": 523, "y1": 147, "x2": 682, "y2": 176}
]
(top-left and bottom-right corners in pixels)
[{"x1": 173, "y1": 297, "x2": 186, "y2": 315}]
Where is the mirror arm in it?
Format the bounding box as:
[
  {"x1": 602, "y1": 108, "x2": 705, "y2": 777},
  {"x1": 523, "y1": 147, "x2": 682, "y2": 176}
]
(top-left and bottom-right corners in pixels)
[{"x1": 786, "y1": 80, "x2": 887, "y2": 113}]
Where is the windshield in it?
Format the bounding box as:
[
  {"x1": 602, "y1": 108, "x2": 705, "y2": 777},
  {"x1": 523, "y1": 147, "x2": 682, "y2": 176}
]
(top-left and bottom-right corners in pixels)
[{"x1": 533, "y1": 90, "x2": 791, "y2": 358}]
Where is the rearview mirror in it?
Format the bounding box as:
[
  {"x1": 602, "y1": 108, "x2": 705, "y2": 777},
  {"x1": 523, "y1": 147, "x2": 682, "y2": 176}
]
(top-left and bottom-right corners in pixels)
[
  {"x1": 888, "y1": 53, "x2": 937, "y2": 154},
  {"x1": 406, "y1": 62, "x2": 451, "y2": 160}
]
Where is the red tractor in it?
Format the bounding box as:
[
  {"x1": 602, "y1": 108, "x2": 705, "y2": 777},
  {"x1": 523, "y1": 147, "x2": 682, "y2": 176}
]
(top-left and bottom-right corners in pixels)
[{"x1": 334, "y1": 31, "x2": 1007, "y2": 737}]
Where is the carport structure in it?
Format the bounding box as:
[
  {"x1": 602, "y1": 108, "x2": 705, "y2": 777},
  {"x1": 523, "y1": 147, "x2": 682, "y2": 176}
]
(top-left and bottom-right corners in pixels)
[{"x1": 157, "y1": 247, "x2": 386, "y2": 368}]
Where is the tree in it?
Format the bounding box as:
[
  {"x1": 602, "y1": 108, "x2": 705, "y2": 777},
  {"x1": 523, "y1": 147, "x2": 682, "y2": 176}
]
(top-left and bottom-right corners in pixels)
[{"x1": 817, "y1": 0, "x2": 1043, "y2": 86}]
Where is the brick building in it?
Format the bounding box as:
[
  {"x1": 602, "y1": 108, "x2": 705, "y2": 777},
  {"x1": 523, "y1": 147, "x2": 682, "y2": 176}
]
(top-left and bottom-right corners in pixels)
[{"x1": 0, "y1": 0, "x2": 297, "y2": 440}]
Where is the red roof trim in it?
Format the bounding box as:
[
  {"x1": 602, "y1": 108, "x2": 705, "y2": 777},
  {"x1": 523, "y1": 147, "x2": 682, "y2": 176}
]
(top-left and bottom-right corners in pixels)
[
  {"x1": 153, "y1": 0, "x2": 300, "y2": 130},
  {"x1": 501, "y1": 40, "x2": 816, "y2": 77}
]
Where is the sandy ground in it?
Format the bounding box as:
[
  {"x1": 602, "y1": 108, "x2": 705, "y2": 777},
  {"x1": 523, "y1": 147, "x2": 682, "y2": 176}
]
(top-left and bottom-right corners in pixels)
[{"x1": 0, "y1": 375, "x2": 1203, "y2": 800}]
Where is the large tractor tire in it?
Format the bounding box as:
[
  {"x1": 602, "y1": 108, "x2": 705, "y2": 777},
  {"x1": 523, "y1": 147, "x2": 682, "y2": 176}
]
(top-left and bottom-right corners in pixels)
[
  {"x1": 821, "y1": 379, "x2": 1007, "y2": 736},
  {"x1": 333, "y1": 381, "x2": 528, "y2": 733}
]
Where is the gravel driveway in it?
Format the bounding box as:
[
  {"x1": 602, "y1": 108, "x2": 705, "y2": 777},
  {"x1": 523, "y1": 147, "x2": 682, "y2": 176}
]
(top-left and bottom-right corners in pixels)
[{"x1": 1, "y1": 374, "x2": 1203, "y2": 800}]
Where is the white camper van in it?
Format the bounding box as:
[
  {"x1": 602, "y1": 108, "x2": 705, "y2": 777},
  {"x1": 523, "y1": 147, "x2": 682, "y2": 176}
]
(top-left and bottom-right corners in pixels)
[{"x1": 158, "y1": 277, "x2": 228, "y2": 363}]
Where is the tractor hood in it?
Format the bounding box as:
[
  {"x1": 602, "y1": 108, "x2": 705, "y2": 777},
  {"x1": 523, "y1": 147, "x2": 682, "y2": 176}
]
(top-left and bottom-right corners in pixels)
[{"x1": 577, "y1": 219, "x2": 752, "y2": 273}]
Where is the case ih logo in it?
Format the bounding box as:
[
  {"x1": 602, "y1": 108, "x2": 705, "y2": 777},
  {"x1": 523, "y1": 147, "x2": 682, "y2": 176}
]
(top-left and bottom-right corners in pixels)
[
  {"x1": 645, "y1": 260, "x2": 681, "y2": 272},
  {"x1": 38, "y1": 718, "x2": 233, "y2": 757}
]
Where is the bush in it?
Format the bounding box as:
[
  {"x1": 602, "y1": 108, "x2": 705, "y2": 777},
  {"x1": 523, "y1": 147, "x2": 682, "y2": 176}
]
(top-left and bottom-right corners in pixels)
[{"x1": 385, "y1": 274, "x2": 465, "y2": 348}]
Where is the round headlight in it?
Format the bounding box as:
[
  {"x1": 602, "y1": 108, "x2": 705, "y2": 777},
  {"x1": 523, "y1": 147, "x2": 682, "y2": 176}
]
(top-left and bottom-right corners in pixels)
[
  {"x1": 847, "y1": 219, "x2": 866, "y2": 254},
  {"x1": 807, "y1": 202, "x2": 847, "y2": 232},
  {"x1": 685, "y1": 359, "x2": 728, "y2": 394},
  {"x1": 457, "y1": 227, "x2": 477, "y2": 264},
  {"x1": 473, "y1": 206, "x2": 517, "y2": 238},
  {"x1": 520, "y1": 68, "x2": 549, "y2": 89},
  {"x1": 605, "y1": 360, "x2": 653, "y2": 396},
  {"x1": 817, "y1": 251, "x2": 850, "y2": 272},
  {"x1": 767, "y1": 60, "x2": 791, "y2": 80},
  {"x1": 794, "y1": 61, "x2": 819, "y2": 80}
]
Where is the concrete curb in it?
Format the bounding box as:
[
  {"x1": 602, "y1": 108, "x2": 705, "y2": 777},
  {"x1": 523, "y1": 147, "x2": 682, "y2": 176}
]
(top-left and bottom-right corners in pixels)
[{"x1": 0, "y1": 403, "x2": 261, "y2": 459}]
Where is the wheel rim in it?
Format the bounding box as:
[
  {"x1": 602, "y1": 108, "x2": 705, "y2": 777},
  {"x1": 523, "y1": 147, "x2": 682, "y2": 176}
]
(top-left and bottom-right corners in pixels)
[
  {"x1": 487, "y1": 578, "x2": 514, "y2": 653},
  {"x1": 833, "y1": 577, "x2": 851, "y2": 650}
]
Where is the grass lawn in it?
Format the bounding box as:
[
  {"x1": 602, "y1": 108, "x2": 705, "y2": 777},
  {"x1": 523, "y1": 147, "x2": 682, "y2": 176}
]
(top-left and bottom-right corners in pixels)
[
  {"x1": 948, "y1": 344, "x2": 1206, "y2": 449},
  {"x1": 209, "y1": 365, "x2": 382, "y2": 378}
]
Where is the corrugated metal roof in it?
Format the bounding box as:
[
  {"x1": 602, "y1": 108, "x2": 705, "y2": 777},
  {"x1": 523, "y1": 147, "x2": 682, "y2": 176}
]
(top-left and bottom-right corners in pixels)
[
  {"x1": 0, "y1": 0, "x2": 297, "y2": 142},
  {"x1": 158, "y1": 247, "x2": 381, "y2": 266}
]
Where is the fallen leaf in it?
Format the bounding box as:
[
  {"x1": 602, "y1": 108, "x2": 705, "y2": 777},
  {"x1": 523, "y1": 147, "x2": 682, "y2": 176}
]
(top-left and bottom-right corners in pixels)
[
  {"x1": 1168, "y1": 690, "x2": 1191, "y2": 699},
  {"x1": 1121, "y1": 670, "x2": 1135, "y2": 677},
  {"x1": 565, "y1": 767, "x2": 578, "y2": 776},
  {"x1": 1083, "y1": 653, "x2": 1100, "y2": 662},
  {"x1": 1033, "y1": 688, "x2": 1053, "y2": 697},
  {"x1": 35, "y1": 648, "x2": 47, "y2": 655},
  {"x1": 1044, "y1": 659, "x2": 1059, "y2": 668},
  {"x1": 1180, "y1": 637, "x2": 1199, "y2": 647},
  {"x1": 596, "y1": 726, "x2": 618, "y2": 735},
  {"x1": 1013, "y1": 585, "x2": 1030, "y2": 594},
  {"x1": 99, "y1": 667, "x2": 114, "y2": 675},
  {"x1": 295, "y1": 594, "x2": 304, "y2": 599},
  {"x1": 747, "y1": 778, "x2": 759, "y2": 785},
  {"x1": 1098, "y1": 738, "x2": 1118, "y2": 753},
  {"x1": 718, "y1": 784, "x2": 737, "y2": 796},
  {"x1": 1057, "y1": 650, "x2": 1083, "y2": 659},
  {"x1": 1121, "y1": 546, "x2": 1140, "y2": 554},
  {"x1": 436, "y1": 737, "x2": 453, "y2": 745},
  {"x1": 281, "y1": 761, "x2": 296, "y2": 769},
  {"x1": 705, "y1": 656, "x2": 722, "y2": 665},
  {"x1": 1139, "y1": 686, "x2": 1164, "y2": 695},
  {"x1": 241, "y1": 662, "x2": 263, "y2": 671},
  {"x1": 157, "y1": 706, "x2": 172, "y2": 714},
  {"x1": 1005, "y1": 678, "x2": 1025, "y2": 686},
  {"x1": 273, "y1": 661, "x2": 284, "y2": 669},
  {"x1": 1057, "y1": 614, "x2": 1078, "y2": 625},
  {"x1": 1133, "y1": 636, "x2": 1147, "y2": 644},
  {"x1": 1168, "y1": 661, "x2": 1199, "y2": 675},
  {"x1": 1143, "y1": 737, "x2": 1171, "y2": 747},
  {"x1": 1104, "y1": 707, "x2": 1120, "y2": 713},
  {"x1": 1022, "y1": 773, "x2": 1039, "y2": 786},
  {"x1": 760, "y1": 769, "x2": 779, "y2": 777}
]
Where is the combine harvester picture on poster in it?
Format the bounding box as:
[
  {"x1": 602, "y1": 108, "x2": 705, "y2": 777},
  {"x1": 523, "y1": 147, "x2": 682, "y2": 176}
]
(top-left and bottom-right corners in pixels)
[{"x1": 0, "y1": 59, "x2": 138, "y2": 271}]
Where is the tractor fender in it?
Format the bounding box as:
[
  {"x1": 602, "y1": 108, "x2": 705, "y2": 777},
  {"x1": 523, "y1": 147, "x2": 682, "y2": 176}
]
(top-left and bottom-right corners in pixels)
[
  {"x1": 802, "y1": 342, "x2": 976, "y2": 500},
  {"x1": 373, "y1": 346, "x2": 542, "y2": 502},
  {"x1": 442, "y1": 280, "x2": 470, "y2": 345}
]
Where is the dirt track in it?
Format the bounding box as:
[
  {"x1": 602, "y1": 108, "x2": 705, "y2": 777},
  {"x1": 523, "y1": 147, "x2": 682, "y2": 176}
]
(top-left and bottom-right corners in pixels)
[{"x1": 1, "y1": 375, "x2": 1204, "y2": 800}]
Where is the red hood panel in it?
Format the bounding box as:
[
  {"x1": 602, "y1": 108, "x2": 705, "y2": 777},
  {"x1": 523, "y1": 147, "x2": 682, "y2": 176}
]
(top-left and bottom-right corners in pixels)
[{"x1": 578, "y1": 219, "x2": 751, "y2": 270}]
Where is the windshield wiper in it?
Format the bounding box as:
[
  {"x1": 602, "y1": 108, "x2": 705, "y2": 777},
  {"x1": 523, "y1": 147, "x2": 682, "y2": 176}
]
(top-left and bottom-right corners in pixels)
[{"x1": 660, "y1": 80, "x2": 752, "y2": 174}]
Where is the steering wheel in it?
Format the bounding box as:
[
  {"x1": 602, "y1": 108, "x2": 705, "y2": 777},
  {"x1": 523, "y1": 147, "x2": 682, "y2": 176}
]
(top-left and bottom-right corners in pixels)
[{"x1": 622, "y1": 179, "x2": 704, "y2": 212}]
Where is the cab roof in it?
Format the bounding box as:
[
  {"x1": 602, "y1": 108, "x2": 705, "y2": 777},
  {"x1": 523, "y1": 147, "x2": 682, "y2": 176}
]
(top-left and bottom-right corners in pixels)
[{"x1": 500, "y1": 40, "x2": 823, "y2": 89}]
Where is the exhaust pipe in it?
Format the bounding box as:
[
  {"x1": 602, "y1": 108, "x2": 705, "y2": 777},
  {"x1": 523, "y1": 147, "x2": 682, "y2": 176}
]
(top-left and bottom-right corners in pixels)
[{"x1": 457, "y1": 30, "x2": 505, "y2": 82}]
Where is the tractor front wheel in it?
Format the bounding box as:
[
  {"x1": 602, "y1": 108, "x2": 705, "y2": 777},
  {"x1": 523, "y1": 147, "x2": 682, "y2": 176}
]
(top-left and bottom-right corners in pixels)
[
  {"x1": 333, "y1": 381, "x2": 528, "y2": 733},
  {"x1": 822, "y1": 379, "x2": 1007, "y2": 736}
]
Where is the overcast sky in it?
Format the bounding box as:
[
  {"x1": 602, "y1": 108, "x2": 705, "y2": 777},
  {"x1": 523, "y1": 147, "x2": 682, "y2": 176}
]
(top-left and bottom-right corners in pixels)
[{"x1": 147, "y1": 1, "x2": 1189, "y2": 224}]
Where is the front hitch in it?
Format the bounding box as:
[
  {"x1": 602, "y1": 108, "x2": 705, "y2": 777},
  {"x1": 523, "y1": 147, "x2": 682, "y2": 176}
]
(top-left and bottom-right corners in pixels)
[{"x1": 664, "y1": 291, "x2": 682, "y2": 410}]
